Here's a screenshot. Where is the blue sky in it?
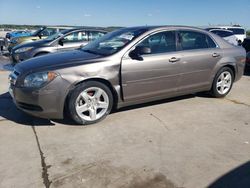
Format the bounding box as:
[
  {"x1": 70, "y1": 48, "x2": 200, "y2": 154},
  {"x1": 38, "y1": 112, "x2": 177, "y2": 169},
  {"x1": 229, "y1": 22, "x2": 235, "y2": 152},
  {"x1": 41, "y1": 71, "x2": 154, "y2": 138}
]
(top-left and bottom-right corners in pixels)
[{"x1": 0, "y1": 0, "x2": 249, "y2": 29}]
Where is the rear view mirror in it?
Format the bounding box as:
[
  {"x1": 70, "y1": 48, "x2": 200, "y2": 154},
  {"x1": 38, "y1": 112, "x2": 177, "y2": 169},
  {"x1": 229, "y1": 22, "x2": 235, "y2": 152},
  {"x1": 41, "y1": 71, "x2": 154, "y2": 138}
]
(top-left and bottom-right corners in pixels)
[
  {"x1": 129, "y1": 46, "x2": 151, "y2": 61},
  {"x1": 136, "y1": 46, "x2": 151, "y2": 54},
  {"x1": 58, "y1": 39, "x2": 64, "y2": 46}
]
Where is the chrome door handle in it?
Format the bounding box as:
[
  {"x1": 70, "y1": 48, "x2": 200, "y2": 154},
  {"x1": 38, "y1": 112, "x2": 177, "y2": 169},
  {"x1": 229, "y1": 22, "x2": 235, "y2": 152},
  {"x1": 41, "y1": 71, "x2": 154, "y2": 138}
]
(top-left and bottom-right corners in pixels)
[
  {"x1": 212, "y1": 53, "x2": 220, "y2": 57},
  {"x1": 169, "y1": 57, "x2": 180, "y2": 63}
]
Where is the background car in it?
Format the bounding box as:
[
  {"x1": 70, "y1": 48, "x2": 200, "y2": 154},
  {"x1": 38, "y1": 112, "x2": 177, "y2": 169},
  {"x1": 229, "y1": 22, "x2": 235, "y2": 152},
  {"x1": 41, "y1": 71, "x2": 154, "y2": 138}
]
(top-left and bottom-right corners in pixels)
[
  {"x1": 8, "y1": 26, "x2": 73, "y2": 51},
  {"x1": 9, "y1": 26, "x2": 246, "y2": 125},
  {"x1": 11, "y1": 28, "x2": 107, "y2": 63},
  {"x1": 242, "y1": 38, "x2": 250, "y2": 52},
  {"x1": 5, "y1": 30, "x2": 32, "y2": 40},
  {"x1": 242, "y1": 38, "x2": 250, "y2": 67},
  {"x1": 207, "y1": 29, "x2": 238, "y2": 45},
  {"x1": 205, "y1": 25, "x2": 246, "y2": 43}
]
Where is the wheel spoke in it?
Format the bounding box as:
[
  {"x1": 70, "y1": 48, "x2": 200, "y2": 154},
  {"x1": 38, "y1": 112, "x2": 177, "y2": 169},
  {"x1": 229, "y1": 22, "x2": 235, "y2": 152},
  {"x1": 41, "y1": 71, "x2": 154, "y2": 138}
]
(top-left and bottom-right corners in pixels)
[
  {"x1": 94, "y1": 89, "x2": 103, "y2": 99},
  {"x1": 76, "y1": 104, "x2": 88, "y2": 114},
  {"x1": 97, "y1": 101, "x2": 108, "y2": 109},
  {"x1": 216, "y1": 81, "x2": 222, "y2": 88},
  {"x1": 219, "y1": 73, "x2": 224, "y2": 81},
  {"x1": 81, "y1": 91, "x2": 90, "y2": 101},
  {"x1": 224, "y1": 74, "x2": 230, "y2": 81},
  {"x1": 220, "y1": 85, "x2": 224, "y2": 93},
  {"x1": 224, "y1": 82, "x2": 231, "y2": 88},
  {"x1": 89, "y1": 108, "x2": 97, "y2": 120}
]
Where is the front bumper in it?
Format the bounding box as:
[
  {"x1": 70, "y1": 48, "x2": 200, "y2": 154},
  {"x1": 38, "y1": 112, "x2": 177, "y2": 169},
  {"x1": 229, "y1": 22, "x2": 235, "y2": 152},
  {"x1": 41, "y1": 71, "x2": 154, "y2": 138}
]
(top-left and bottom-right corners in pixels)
[{"x1": 9, "y1": 76, "x2": 70, "y2": 119}]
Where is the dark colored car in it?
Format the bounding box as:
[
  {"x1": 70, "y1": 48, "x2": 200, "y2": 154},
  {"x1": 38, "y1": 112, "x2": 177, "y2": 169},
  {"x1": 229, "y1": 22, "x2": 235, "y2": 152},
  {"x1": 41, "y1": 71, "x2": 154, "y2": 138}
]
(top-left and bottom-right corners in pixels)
[
  {"x1": 242, "y1": 38, "x2": 250, "y2": 52},
  {"x1": 11, "y1": 28, "x2": 107, "y2": 63},
  {"x1": 242, "y1": 38, "x2": 250, "y2": 67},
  {"x1": 9, "y1": 26, "x2": 246, "y2": 125}
]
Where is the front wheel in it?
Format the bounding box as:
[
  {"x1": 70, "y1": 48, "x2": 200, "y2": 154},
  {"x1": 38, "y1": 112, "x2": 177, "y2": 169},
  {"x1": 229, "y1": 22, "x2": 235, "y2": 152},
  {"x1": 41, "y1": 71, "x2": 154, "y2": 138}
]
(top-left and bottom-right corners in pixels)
[
  {"x1": 210, "y1": 67, "x2": 234, "y2": 98},
  {"x1": 68, "y1": 81, "x2": 113, "y2": 125}
]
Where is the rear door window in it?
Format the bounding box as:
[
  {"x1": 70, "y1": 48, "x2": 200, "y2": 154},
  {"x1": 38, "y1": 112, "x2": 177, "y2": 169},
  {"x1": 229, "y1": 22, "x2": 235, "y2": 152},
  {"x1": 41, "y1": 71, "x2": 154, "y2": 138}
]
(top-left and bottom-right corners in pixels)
[{"x1": 178, "y1": 30, "x2": 216, "y2": 50}]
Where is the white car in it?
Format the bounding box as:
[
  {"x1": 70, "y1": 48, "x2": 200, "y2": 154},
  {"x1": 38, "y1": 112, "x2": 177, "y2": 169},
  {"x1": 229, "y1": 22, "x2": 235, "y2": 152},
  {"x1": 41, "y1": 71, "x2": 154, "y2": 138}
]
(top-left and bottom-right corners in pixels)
[
  {"x1": 209, "y1": 29, "x2": 238, "y2": 46},
  {"x1": 206, "y1": 26, "x2": 246, "y2": 43}
]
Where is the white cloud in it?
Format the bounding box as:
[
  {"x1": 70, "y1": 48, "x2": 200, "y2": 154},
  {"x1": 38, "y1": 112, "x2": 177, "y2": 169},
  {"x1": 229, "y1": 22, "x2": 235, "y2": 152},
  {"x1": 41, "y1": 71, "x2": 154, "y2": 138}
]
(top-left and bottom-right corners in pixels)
[
  {"x1": 147, "y1": 13, "x2": 153, "y2": 17},
  {"x1": 84, "y1": 14, "x2": 92, "y2": 17},
  {"x1": 36, "y1": 5, "x2": 41, "y2": 9}
]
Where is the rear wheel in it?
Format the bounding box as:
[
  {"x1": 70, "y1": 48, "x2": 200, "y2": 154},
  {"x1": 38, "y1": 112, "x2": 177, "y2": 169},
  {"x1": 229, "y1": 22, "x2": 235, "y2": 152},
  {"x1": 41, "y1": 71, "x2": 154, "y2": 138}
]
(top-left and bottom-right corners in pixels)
[
  {"x1": 68, "y1": 81, "x2": 113, "y2": 125},
  {"x1": 210, "y1": 67, "x2": 234, "y2": 98}
]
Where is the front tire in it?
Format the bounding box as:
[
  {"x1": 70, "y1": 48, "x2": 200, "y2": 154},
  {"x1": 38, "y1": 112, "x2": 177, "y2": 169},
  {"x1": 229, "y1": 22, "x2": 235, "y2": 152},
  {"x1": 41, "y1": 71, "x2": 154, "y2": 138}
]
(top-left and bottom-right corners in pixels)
[
  {"x1": 210, "y1": 67, "x2": 234, "y2": 98},
  {"x1": 68, "y1": 81, "x2": 113, "y2": 125}
]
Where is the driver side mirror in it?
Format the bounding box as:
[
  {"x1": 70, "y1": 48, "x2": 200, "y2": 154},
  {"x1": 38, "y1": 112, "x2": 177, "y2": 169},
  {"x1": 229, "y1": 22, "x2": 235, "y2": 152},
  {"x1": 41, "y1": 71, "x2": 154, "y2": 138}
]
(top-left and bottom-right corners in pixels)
[
  {"x1": 129, "y1": 46, "x2": 151, "y2": 61},
  {"x1": 58, "y1": 39, "x2": 64, "y2": 46}
]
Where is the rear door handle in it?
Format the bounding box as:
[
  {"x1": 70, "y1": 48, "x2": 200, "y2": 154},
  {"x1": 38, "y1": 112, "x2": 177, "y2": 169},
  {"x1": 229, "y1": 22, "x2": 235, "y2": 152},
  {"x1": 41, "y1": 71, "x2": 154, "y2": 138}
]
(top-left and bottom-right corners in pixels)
[
  {"x1": 212, "y1": 53, "x2": 220, "y2": 57},
  {"x1": 169, "y1": 57, "x2": 180, "y2": 63}
]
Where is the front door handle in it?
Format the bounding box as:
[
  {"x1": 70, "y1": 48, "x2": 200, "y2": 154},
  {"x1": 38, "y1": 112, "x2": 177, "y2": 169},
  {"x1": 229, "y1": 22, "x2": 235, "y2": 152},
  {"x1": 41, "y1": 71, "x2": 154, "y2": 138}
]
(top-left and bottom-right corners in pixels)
[
  {"x1": 169, "y1": 57, "x2": 180, "y2": 63},
  {"x1": 212, "y1": 53, "x2": 220, "y2": 57}
]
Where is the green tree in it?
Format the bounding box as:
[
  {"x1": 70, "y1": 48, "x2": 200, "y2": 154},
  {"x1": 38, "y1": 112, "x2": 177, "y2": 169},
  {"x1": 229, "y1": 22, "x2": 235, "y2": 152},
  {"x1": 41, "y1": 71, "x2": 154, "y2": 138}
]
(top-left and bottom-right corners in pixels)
[{"x1": 247, "y1": 30, "x2": 250, "y2": 37}]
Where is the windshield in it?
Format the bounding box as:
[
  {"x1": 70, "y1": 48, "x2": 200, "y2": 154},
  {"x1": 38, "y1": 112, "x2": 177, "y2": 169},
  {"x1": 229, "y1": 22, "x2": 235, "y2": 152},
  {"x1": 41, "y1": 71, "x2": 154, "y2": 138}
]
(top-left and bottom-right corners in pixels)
[
  {"x1": 211, "y1": 30, "x2": 234, "y2": 37},
  {"x1": 32, "y1": 27, "x2": 45, "y2": 36},
  {"x1": 81, "y1": 27, "x2": 149, "y2": 56},
  {"x1": 227, "y1": 28, "x2": 245, "y2": 35}
]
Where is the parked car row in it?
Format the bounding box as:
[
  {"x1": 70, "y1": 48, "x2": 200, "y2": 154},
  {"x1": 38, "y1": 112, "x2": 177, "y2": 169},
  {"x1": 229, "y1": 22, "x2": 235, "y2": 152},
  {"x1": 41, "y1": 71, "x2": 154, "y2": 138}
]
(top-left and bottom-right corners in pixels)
[
  {"x1": 8, "y1": 26, "x2": 74, "y2": 52},
  {"x1": 11, "y1": 28, "x2": 107, "y2": 62},
  {"x1": 8, "y1": 26, "x2": 246, "y2": 125}
]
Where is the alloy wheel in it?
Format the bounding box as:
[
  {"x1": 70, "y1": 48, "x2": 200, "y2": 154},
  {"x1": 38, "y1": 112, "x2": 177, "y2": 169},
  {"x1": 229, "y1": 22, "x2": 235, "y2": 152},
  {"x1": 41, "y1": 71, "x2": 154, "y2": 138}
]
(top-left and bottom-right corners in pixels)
[
  {"x1": 216, "y1": 71, "x2": 232, "y2": 95},
  {"x1": 75, "y1": 87, "x2": 109, "y2": 121}
]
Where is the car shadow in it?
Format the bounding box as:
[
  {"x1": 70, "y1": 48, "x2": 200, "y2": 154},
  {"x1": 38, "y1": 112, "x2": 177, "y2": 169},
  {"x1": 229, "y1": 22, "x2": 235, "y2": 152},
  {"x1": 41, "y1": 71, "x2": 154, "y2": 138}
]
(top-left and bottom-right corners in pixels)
[
  {"x1": 208, "y1": 161, "x2": 250, "y2": 188},
  {"x1": 115, "y1": 94, "x2": 195, "y2": 113},
  {"x1": 0, "y1": 91, "x2": 196, "y2": 126},
  {"x1": 0, "y1": 92, "x2": 55, "y2": 126}
]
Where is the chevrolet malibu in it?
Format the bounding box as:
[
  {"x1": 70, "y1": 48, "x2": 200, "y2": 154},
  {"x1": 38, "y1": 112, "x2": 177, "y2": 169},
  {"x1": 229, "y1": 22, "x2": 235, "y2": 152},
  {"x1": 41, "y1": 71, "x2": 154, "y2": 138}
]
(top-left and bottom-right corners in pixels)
[{"x1": 9, "y1": 26, "x2": 246, "y2": 125}]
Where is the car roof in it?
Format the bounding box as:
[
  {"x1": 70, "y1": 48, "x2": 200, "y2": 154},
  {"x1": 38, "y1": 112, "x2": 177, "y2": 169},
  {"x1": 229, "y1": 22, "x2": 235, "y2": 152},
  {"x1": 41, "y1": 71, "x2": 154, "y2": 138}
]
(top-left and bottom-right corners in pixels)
[
  {"x1": 119, "y1": 25, "x2": 209, "y2": 33},
  {"x1": 61, "y1": 28, "x2": 108, "y2": 34}
]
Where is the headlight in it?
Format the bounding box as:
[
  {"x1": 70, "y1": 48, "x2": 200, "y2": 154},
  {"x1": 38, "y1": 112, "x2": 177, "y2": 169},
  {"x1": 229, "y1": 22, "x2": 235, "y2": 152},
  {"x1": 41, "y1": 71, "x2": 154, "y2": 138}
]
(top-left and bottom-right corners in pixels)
[
  {"x1": 24, "y1": 71, "x2": 58, "y2": 88},
  {"x1": 15, "y1": 47, "x2": 33, "y2": 53}
]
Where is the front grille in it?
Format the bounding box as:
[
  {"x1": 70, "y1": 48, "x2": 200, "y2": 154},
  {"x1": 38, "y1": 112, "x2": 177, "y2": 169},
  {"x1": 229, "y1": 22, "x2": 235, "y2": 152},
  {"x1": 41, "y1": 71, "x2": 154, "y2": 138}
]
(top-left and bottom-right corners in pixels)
[{"x1": 17, "y1": 102, "x2": 43, "y2": 111}]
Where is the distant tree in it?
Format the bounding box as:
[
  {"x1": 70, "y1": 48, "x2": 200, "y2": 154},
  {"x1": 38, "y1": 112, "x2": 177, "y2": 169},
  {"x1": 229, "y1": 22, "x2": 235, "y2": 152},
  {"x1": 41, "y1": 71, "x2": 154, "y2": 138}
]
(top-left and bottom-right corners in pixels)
[{"x1": 247, "y1": 30, "x2": 250, "y2": 37}]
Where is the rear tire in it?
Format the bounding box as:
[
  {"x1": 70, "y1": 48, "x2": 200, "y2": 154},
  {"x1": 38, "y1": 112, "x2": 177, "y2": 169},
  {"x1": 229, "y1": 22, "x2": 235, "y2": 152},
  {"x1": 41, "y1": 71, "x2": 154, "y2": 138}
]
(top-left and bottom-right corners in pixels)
[
  {"x1": 68, "y1": 81, "x2": 113, "y2": 125},
  {"x1": 210, "y1": 67, "x2": 234, "y2": 98}
]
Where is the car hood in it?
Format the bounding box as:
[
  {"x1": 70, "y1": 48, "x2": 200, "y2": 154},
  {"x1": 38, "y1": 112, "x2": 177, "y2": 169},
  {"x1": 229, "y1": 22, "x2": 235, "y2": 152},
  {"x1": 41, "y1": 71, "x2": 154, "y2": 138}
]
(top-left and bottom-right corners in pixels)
[
  {"x1": 15, "y1": 50, "x2": 104, "y2": 74},
  {"x1": 13, "y1": 39, "x2": 51, "y2": 51},
  {"x1": 15, "y1": 36, "x2": 46, "y2": 43}
]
